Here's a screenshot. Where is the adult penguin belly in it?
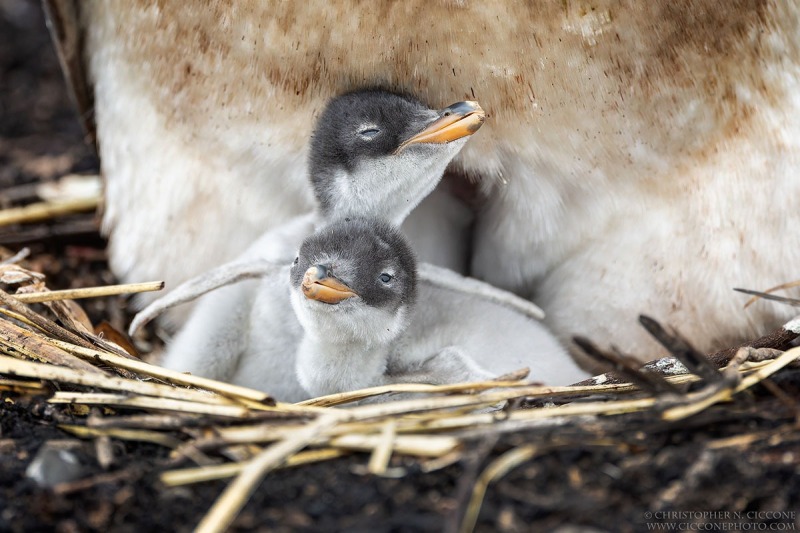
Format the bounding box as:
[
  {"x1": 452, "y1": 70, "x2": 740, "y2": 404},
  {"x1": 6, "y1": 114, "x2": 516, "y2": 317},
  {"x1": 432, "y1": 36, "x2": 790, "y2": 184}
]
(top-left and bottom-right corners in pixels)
[{"x1": 74, "y1": 1, "x2": 800, "y2": 360}]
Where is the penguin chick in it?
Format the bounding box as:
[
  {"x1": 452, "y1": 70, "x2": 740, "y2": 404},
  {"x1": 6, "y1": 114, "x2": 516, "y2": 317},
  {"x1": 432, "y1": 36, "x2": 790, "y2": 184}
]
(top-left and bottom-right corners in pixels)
[
  {"x1": 308, "y1": 91, "x2": 484, "y2": 226},
  {"x1": 289, "y1": 218, "x2": 418, "y2": 396},
  {"x1": 162, "y1": 218, "x2": 418, "y2": 400},
  {"x1": 290, "y1": 218, "x2": 587, "y2": 399}
]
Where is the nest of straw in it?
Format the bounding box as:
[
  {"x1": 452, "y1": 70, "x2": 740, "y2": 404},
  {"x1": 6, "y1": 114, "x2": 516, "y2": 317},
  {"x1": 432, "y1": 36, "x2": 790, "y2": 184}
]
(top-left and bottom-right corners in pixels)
[{"x1": 1, "y1": 252, "x2": 799, "y2": 532}]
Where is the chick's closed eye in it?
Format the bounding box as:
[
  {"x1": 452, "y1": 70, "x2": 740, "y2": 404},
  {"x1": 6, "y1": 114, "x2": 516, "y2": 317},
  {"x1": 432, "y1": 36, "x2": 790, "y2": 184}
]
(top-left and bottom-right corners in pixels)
[{"x1": 358, "y1": 128, "x2": 380, "y2": 139}]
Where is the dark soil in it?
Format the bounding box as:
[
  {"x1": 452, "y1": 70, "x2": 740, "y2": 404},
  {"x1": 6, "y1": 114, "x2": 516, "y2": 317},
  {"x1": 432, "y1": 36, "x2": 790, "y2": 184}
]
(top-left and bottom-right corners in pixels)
[
  {"x1": 1, "y1": 2, "x2": 799, "y2": 532},
  {"x1": 2, "y1": 378, "x2": 799, "y2": 532}
]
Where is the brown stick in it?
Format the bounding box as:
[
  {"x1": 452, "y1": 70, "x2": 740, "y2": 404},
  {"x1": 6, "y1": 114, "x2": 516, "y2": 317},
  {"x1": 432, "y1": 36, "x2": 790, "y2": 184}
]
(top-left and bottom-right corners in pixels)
[
  {"x1": 0, "y1": 197, "x2": 99, "y2": 227},
  {"x1": 706, "y1": 323, "x2": 800, "y2": 367},
  {"x1": 14, "y1": 281, "x2": 165, "y2": 303},
  {"x1": 0, "y1": 316, "x2": 106, "y2": 375},
  {"x1": 574, "y1": 317, "x2": 800, "y2": 387},
  {"x1": 573, "y1": 336, "x2": 680, "y2": 394},
  {"x1": 0, "y1": 289, "x2": 138, "y2": 362},
  {"x1": 0, "y1": 289, "x2": 101, "y2": 352}
]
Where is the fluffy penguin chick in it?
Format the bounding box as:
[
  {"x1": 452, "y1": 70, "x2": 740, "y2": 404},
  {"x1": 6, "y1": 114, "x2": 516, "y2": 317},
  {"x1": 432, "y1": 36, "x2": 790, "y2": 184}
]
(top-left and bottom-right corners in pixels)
[
  {"x1": 289, "y1": 218, "x2": 418, "y2": 396},
  {"x1": 217, "y1": 90, "x2": 487, "y2": 267},
  {"x1": 291, "y1": 218, "x2": 587, "y2": 399},
  {"x1": 307, "y1": 91, "x2": 484, "y2": 226},
  {"x1": 166, "y1": 217, "x2": 415, "y2": 401},
  {"x1": 164, "y1": 217, "x2": 580, "y2": 402}
]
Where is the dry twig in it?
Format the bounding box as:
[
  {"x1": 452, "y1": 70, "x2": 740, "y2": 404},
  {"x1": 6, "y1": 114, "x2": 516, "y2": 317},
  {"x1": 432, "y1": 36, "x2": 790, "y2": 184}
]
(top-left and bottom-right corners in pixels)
[
  {"x1": 14, "y1": 281, "x2": 165, "y2": 304},
  {"x1": 0, "y1": 197, "x2": 99, "y2": 227}
]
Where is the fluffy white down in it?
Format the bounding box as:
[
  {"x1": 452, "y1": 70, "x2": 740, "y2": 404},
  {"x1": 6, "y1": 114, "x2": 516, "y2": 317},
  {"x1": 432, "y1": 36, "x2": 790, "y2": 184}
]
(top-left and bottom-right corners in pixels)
[{"x1": 395, "y1": 286, "x2": 588, "y2": 386}]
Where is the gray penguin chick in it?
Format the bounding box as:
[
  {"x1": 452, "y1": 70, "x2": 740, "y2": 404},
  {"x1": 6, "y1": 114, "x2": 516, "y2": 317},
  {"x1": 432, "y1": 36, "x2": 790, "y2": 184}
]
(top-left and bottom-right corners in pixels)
[{"x1": 291, "y1": 218, "x2": 587, "y2": 399}]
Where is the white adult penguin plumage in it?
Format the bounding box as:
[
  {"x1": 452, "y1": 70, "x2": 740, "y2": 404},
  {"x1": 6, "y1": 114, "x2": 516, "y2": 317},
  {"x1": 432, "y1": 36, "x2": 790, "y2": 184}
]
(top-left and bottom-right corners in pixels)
[
  {"x1": 49, "y1": 2, "x2": 800, "y2": 364},
  {"x1": 162, "y1": 217, "x2": 583, "y2": 401}
]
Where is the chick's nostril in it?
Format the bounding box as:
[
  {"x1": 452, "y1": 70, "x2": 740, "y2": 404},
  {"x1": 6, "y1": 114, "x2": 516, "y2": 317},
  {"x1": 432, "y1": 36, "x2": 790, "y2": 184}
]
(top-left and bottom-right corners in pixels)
[
  {"x1": 444, "y1": 101, "x2": 479, "y2": 115},
  {"x1": 314, "y1": 264, "x2": 329, "y2": 279}
]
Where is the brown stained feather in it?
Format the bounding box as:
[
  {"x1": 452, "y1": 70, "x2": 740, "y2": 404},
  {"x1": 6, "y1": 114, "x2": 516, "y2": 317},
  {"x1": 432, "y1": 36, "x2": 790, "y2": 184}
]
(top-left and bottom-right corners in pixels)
[{"x1": 79, "y1": 1, "x2": 788, "y2": 172}]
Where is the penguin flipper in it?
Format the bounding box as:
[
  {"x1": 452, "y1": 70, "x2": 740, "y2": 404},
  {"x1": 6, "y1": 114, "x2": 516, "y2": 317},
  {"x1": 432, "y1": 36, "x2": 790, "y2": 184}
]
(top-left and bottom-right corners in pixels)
[{"x1": 128, "y1": 259, "x2": 280, "y2": 335}]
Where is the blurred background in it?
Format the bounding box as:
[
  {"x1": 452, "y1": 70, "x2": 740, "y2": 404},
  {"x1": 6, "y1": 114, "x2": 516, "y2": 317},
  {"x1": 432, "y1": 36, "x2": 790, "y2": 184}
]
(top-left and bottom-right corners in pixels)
[
  {"x1": 0, "y1": 0, "x2": 96, "y2": 190},
  {"x1": 0, "y1": 0, "x2": 136, "y2": 335}
]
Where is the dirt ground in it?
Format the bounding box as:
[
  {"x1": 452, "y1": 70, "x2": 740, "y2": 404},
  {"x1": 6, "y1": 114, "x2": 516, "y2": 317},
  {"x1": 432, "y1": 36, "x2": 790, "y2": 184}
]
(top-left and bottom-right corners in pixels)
[{"x1": 1, "y1": 2, "x2": 799, "y2": 532}]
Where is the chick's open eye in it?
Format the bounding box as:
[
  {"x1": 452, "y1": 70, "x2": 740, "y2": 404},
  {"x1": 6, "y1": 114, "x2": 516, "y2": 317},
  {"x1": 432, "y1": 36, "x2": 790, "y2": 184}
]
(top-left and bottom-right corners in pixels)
[
  {"x1": 292, "y1": 256, "x2": 299, "y2": 266},
  {"x1": 379, "y1": 273, "x2": 393, "y2": 284},
  {"x1": 358, "y1": 128, "x2": 380, "y2": 139}
]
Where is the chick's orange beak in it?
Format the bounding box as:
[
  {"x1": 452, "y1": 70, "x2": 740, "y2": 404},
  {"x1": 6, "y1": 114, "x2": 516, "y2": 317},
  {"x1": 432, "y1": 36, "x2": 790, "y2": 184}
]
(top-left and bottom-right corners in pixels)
[
  {"x1": 395, "y1": 100, "x2": 485, "y2": 154},
  {"x1": 301, "y1": 265, "x2": 358, "y2": 304}
]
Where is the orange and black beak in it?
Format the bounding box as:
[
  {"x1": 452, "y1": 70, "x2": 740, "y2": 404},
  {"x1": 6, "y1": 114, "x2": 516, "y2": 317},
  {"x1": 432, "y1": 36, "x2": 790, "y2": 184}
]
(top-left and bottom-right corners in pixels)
[
  {"x1": 301, "y1": 265, "x2": 358, "y2": 304},
  {"x1": 395, "y1": 100, "x2": 485, "y2": 154}
]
